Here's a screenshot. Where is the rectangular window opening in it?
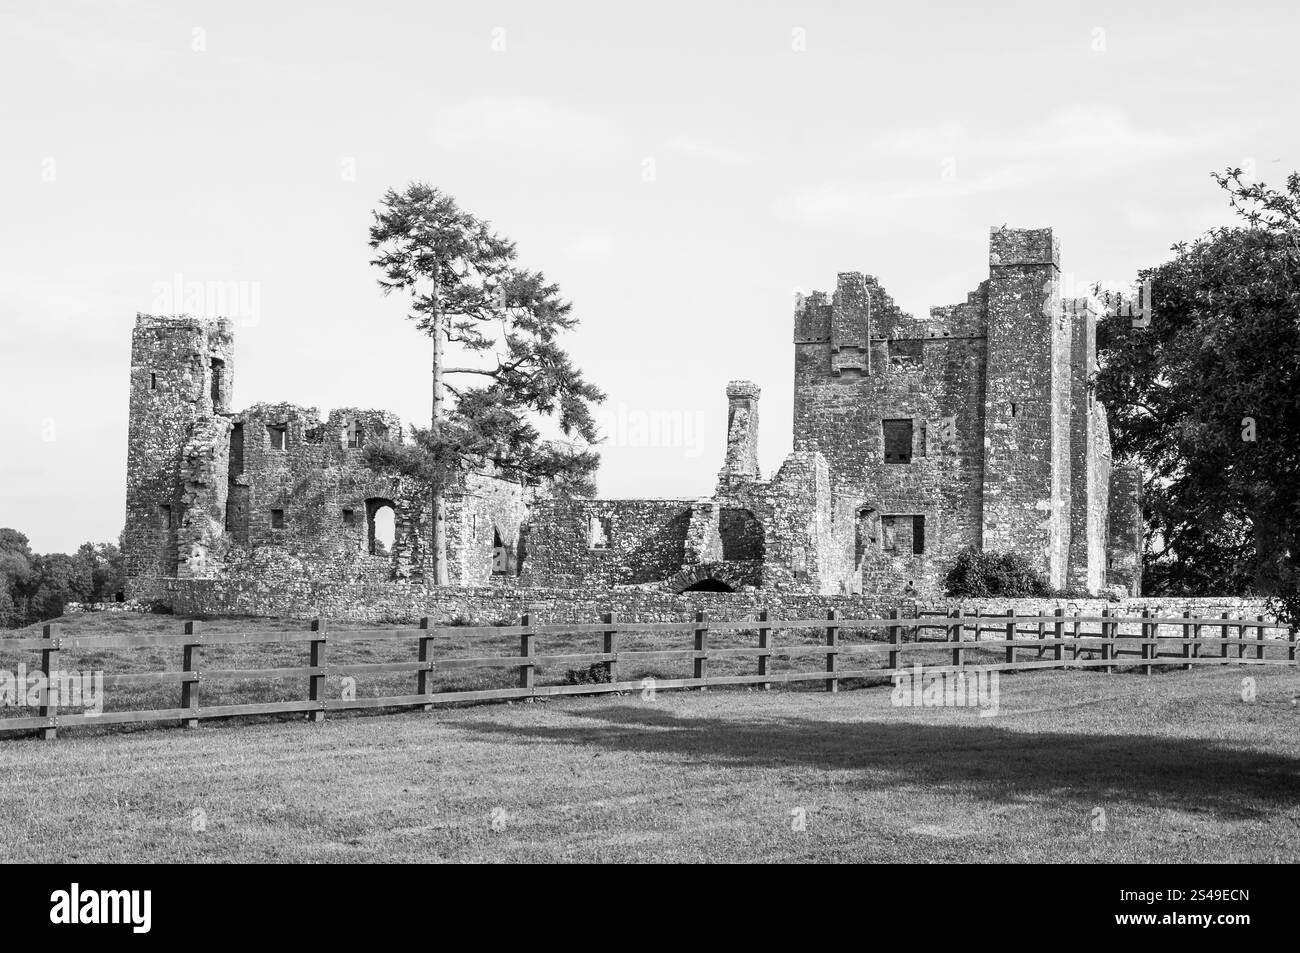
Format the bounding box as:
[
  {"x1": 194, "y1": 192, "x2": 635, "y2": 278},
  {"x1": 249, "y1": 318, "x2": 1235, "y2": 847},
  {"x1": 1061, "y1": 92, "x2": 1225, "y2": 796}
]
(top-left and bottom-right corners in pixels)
[
  {"x1": 342, "y1": 508, "x2": 356, "y2": 526},
  {"x1": 588, "y1": 515, "x2": 611, "y2": 550},
  {"x1": 158, "y1": 504, "x2": 172, "y2": 529},
  {"x1": 268, "y1": 424, "x2": 287, "y2": 451},
  {"x1": 270, "y1": 509, "x2": 285, "y2": 529},
  {"x1": 888, "y1": 339, "x2": 924, "y2": 366},
  {"x1": 150, "y1": 372, "x2": 157, "y2": 391},
  {"x1": 880, "y1": 515, "x2": 925, "y2": 555},
  {"x1": 346, "y1": 417, "x2": 364, "y2": 450},
  {"x1": 882, "y1": 419, "x2": 914, "y2": 464}
]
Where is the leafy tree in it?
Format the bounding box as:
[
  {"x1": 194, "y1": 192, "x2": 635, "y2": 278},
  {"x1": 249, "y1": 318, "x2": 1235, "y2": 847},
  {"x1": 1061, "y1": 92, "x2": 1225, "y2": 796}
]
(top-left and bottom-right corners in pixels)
[
  {"x1": 0, "y1": 575, "x2": 14, "y2": 628},
  {"x1": 28, "y1": 552, "x2": 83, "y2": 621},
  {"x1": 73, "y1": 541, "x2": 125, "y2": 603},
  {"x1": 1095, "y1": 168, "x2": 1300, "y2": 601},
  {"x1": 367, "y1": 184, "x2": 604, "y2": 583},
  {"x1": 0, "y1": 528, "x2": 35, "y2": 624},
  {"x1": 0, "y1": 530, "x2": 126, "y2": 627}
]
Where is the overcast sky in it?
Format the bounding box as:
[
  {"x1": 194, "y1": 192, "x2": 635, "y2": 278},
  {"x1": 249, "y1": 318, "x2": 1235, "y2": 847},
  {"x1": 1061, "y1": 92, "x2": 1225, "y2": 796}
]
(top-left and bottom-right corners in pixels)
[{"x1": 1, "y1": 0, "x2": 1296, "y2": 552}]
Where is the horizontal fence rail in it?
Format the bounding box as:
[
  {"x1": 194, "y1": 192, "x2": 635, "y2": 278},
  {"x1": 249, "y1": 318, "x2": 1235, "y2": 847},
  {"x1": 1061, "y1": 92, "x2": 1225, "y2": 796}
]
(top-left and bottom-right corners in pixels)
[{"x1": 0, "y1": 607, "x2": 1295, "y2": 739}]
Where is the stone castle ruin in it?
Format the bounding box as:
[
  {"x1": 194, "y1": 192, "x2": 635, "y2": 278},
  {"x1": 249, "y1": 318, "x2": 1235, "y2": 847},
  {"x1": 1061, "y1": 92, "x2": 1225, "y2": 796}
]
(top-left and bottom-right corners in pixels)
[{"x1": 124, "y1": 226, "x2": 1143, "y2": 605}]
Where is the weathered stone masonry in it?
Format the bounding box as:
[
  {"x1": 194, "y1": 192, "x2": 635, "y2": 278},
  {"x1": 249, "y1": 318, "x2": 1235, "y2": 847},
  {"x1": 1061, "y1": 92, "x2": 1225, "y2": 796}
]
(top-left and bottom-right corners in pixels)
[
  {"x1": 124, "y1": 226, "x2": 1144, "y2": 609},
  {"x1": 123, "y1": 315, "x2": 534, "y2": 600}
]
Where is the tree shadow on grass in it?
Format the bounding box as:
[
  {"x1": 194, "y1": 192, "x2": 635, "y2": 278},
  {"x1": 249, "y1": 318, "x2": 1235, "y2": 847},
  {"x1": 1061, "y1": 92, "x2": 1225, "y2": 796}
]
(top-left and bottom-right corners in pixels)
[{"x1": 453, "y1": 701, "x2": 1300, "y2": 818}]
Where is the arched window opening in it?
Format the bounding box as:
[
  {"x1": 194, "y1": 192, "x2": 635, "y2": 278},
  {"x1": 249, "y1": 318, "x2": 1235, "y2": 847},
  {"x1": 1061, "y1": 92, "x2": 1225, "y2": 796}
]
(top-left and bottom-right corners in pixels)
[
  {"x1": 492, "y1": 528, "x2": 512, "y2": 575},
  {"x1": 366, "y1": 499, "x2": 396, "y2": 556},
  {"x1": 210, "y1": 358, "x2": 225, "y2": 407},
  {"x1": 515, "y1": 526, "x2": 529, "y2": 577}
]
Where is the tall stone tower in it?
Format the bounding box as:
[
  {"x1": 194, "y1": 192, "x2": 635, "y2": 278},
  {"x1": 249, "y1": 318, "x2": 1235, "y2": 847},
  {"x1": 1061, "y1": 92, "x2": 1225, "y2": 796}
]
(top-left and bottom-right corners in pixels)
[
  {"x1": 981, "y1": 227, "x2": 1071, "y2": 588},
  {"x1": 123, "y1": 314, "x2": 234, "y2": 597}
]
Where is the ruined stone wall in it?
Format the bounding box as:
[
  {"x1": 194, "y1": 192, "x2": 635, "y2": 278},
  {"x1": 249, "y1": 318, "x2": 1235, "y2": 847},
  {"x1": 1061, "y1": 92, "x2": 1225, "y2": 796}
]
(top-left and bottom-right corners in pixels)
[
  {"x1": 794, "y1": 276, "x2": 988, "y2": 596},
  {"x1": 446, "y1": 471, "x2": 536, "y2": 586},
  {"x1": 176, "y1": 414, "x2": 232, "y2": 578},
  {"x1": 1067, "y1": 297, "x2": 1110, "y2": 593},
  {"x1": 157, "y1": 568, "x2": 1278, "y2": 629},
  {"x1": 519, "y1": 498, "x2": 693, "y2": 588},
  {"x1": 124, "y1": 314, "x2": 532, "y2": 599},
  {"x1": 231, "y1": 403, "x2": 411, "y2": 564},
  {"x1": 1107, "y1": 463, "x2": 1144, "y2": 595},
  {"x1": 982, "y1": 227, "x2": 1069, "y2": 588},
  {"x1": 753, "y1": 451, "x2": 851, "y2": 594},
  {"x1": 1086, "y1": 403, "x2": 1112, "y2": 593}
]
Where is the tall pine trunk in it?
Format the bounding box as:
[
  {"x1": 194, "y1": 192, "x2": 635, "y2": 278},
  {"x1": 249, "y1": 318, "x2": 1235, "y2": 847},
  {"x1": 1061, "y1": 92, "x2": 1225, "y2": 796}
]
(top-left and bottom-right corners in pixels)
[{"x1": 430, "y1": 259, "x2": 449, "y2": 586}]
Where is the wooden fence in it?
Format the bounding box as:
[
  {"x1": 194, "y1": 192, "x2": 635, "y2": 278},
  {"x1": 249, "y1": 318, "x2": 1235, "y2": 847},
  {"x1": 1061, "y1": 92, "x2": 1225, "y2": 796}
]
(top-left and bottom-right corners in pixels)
[{"x1": 1, "y1": 607, "x2": 1295, "y2": 739}]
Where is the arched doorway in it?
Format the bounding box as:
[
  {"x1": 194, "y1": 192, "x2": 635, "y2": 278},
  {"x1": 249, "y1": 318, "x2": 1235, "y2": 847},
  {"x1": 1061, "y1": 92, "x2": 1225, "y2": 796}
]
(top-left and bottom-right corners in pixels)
[{"x1": 681, "y1": 577, "x2": 735, "y2": 593}]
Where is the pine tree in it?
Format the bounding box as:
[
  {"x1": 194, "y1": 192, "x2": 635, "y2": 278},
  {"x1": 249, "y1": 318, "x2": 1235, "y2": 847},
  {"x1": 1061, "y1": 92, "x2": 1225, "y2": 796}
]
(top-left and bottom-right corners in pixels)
[{"x1": 367, "y1": 183, "x2": 604, "y2": 584}]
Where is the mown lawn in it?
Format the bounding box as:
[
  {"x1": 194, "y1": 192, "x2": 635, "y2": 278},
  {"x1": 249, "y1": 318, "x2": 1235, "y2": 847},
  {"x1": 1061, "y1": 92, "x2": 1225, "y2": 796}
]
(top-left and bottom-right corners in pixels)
[{"x1": 1, "y1": 644, "x2": 1296, "y2": 862}]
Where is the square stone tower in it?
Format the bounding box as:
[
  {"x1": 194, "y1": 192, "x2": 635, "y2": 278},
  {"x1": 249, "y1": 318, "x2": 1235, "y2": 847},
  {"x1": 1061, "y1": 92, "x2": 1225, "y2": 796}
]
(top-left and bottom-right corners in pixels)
[
  {"x1": 123, "y1": 314, "x2": 235, "y2": 596},
  {"x1": 982, "y1": 227, "x2": 1071, "y2": 589}
]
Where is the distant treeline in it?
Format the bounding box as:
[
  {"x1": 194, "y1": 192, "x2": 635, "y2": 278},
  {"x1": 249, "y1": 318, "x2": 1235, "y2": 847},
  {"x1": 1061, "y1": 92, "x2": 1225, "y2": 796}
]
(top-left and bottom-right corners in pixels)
[{"x1": 0, "y1": 528, "x2": 125, "y2": 628}]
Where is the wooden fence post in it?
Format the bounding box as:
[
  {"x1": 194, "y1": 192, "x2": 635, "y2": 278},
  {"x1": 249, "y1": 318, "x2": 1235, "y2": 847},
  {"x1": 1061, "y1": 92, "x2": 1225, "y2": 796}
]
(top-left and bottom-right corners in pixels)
[
  {"x1": 1182, "y1": 610, "x2": 1193, "y2": 670},
  {"x1": 1141, "y1": 608, "x2": 1152, "y2": 676},
  {"x1": 1290, "y1": 625, "x2": 1297, "y2": 664},
  {"x1": 1005, "y1": 608, "x2": 1016, "y2": 666},
  {"x1": 888, "y1": 609, "x2": 901, "y2": 674},
  {"x1": 39, "y1": 623, "x2": 59, "y2": 740},
  {"x1": 1036, "y1": 615, "x2": 1046, "y2": 658},
  {"x1": 825, "y1": 609, "x2": 839, "y2": 693},
  {"x1": 693, "y1": 610, "x2": 708, "y2": 690},
  {"x1": 1101, "y1": 608, "x2": 1113, "y2": 673},
  {"x1": 1220, "y1": 612, "x2": 1230, "y2": 660},
  {"x1": 950, "y1": 608, "x2": 963, "y2": 668},
  {"x1": 1053, "y1": 608, "x2": 1065, "y2": 665},
  {"x1": 1072, "y1": 612, "x2": 1082, "y2": 660},
  {"x1": 758, "y1": 609, "x2": 772, "y2": 690},
  {"x1": 1256, "y1": 614, "x2": 1266, "y2": 661},
  {"x1": 417, "y1": 617, "x2": 434, "y2": 711},
  {"x1": 181, "y1": 620, "x2": 202, "y2": 729},
  {"x1": 603, "y1": 612, "x2": 618, "y2": 685},
  {"x1": 309, "y1": 619, "x2": 327, "y2": 722},
  {"x1": 1237, "y1": 614, "x2": 1247, "y2": 660},
  {"x1": 519, "y1": 612, "x2": 535, "y2": 693}
]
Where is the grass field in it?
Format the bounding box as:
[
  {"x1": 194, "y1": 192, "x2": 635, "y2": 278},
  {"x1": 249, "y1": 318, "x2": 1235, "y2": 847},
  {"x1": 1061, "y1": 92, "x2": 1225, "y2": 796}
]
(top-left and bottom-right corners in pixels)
[{"x1": 1, "y1": 620, "x2": 1297, "y2": 861}]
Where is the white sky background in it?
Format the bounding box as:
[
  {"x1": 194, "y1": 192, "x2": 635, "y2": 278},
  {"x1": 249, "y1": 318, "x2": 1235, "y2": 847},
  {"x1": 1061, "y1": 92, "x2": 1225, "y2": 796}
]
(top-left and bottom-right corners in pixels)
[{"x1": 1, "y1": 0, "x2": 1296, "y2": 552}]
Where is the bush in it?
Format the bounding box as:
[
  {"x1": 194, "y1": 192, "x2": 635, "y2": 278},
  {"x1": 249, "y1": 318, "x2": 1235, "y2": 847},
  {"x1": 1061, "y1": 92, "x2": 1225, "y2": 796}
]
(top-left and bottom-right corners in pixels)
[
  {"x1": 945, "y1": 548, "x2": 1051, "y2": 598},
  {"x1": 562, "y1": 663, "x2": 612, "y2": 685},
  {"x1": 442, "y1": 614, "x2": 518, "y2": 627}
]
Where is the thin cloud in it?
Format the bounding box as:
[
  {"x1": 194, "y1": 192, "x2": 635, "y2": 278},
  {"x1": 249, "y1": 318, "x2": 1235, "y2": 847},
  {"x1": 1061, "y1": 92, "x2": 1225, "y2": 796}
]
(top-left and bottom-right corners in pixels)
[
  {"x1": 665, "y1": 136, "x2": 748, "y2": 165},
  {"x1": 431, "y1": 97, "x2": 621, "y2": 160},
  {"x1": 776, "y1": 107, "x2": 1198, "y2": 228}
]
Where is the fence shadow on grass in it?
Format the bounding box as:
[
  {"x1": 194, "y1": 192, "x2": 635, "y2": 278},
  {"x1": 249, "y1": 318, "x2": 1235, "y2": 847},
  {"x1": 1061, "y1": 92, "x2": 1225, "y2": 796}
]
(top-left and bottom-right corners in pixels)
[{"x1": 452, "y1": 701, "x2": 1300, "y2": 818}]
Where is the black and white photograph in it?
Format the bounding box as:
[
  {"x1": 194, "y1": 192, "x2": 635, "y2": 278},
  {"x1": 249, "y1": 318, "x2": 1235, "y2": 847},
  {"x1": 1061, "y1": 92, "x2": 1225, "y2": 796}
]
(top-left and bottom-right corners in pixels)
[{"x1": 0, "y1": 0, "x2": 1295, "y2": 915}]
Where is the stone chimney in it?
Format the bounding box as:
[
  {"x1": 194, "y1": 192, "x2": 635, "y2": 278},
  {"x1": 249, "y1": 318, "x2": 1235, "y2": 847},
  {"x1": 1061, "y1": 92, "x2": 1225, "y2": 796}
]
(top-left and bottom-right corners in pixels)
[{"x1": 718, "y1": 381, "x2": 761, "y2": 486}]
